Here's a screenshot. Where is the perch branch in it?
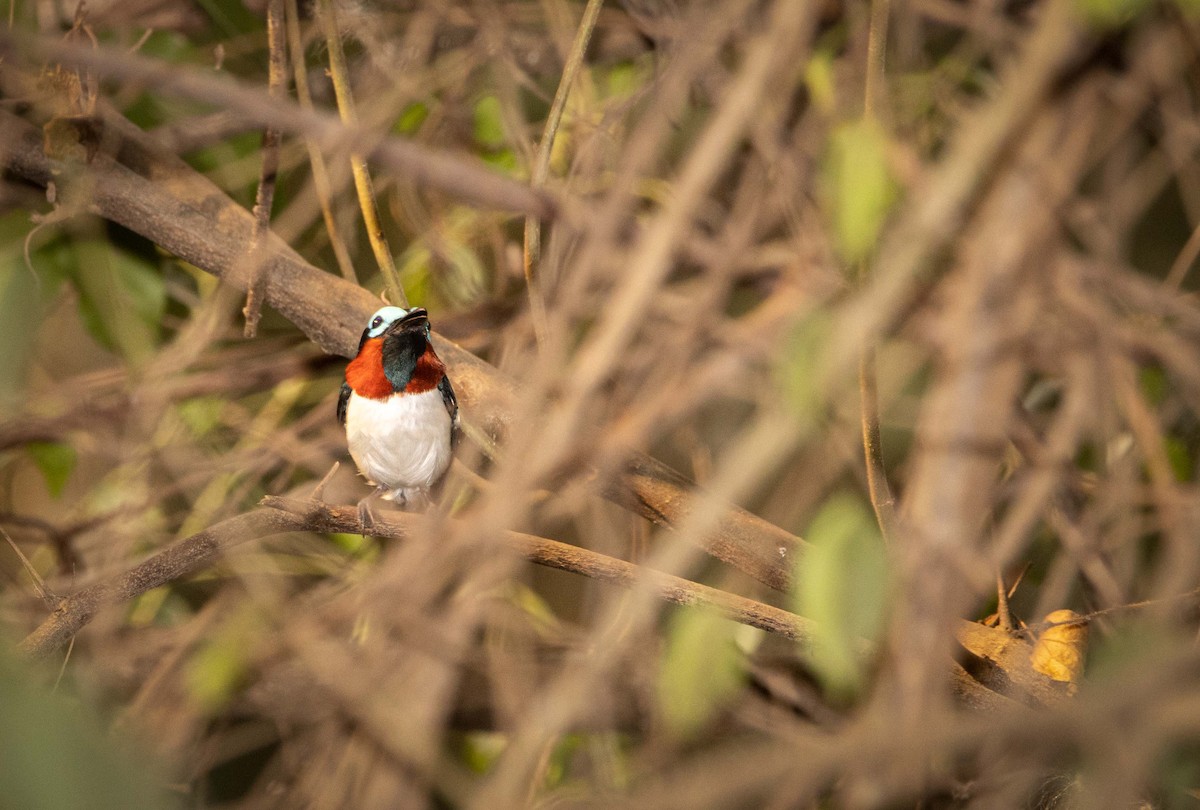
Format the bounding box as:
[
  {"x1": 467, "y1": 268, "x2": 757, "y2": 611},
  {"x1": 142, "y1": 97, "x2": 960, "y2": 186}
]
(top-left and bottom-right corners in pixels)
[
  {"x1": 261, "y1": 496, "x2": 814, "y2": 643},
  {"x1": 19, "y1": 510, "x2": 309, "y2": 660}
]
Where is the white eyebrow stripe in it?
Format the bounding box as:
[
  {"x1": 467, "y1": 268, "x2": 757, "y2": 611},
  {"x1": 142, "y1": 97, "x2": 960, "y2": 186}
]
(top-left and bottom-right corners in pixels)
[{"x1": 366, "y1": 306, "x2": 409, "y2": 337}]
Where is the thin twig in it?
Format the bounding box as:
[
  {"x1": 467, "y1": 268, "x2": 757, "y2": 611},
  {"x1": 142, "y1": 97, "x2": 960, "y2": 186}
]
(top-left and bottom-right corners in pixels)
[
  {"x1": 283, "y1": 0, "x2": 356, "y2": 283},
  {"x1": 314, "y1": 0, "x2": 406, "y2": 306},
  {"x1": 2, "y1": 526, "x2": 55, "y2": 606},
  {"x1": 261, "y1": 496, "x2": 816, "y2": 643},
  {"x1": 243, "y1": 0, "x2": 286, "y2": 338},
  {"x1": 522, "y1": 0, "x2": 604, "y2": 347},
  {"x1": 995, "y1": 571, "x2": 1014, "y2": 632},
  {"x1": 856, "y1": 0, "x2": 898, "y2": 542}
]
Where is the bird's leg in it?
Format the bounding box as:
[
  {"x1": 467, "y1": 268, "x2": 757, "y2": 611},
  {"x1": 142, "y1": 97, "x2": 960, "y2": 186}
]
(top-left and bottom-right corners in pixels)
[{"x1": 356, "y1": 486, "x2": 386, "y2": 533}]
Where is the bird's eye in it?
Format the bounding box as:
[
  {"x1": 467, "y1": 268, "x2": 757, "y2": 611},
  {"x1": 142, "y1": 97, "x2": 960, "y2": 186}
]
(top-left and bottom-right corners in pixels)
[{"x1": 370, "y1": 316, "x2": 383, "y2": 330}]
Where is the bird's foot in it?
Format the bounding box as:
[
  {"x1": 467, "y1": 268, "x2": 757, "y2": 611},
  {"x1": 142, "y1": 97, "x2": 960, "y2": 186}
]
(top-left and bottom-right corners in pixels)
[
  {"x1": 356, "y1": 499, "x2": 375, "y2": 533},
  {"x1": 355, "y1": 487, "x2": 387, "y2": 534}
]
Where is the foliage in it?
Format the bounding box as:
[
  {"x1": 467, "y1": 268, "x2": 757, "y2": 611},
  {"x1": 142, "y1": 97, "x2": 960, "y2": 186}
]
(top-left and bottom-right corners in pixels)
[{"x1": 0, "y1": 0, "x2": 1199, "y2": 808}]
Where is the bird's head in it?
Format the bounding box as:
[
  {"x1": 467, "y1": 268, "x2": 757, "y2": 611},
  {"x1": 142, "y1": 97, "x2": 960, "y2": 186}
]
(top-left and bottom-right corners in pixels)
[
  {"x1": 346, "y1": 306, "x2": 442, "y2": 398},
  {"x1": 361, "y1": 305, "x2": 428, "y2": 339}
]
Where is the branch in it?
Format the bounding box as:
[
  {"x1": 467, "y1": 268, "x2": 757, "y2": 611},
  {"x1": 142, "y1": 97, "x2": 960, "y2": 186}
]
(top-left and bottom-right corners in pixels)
[
  {"x1": 522, "y1": 0, "x2": 605, "y2": 346},
  {"x1": 0, "y1": 101, "x2": 802, "y2": 593},
  {"x1": 243, "y1": 0, "x2": 287, "y2": 337},
  {"x1": 261, "y1": 496, "x2": 814, "y2": 643},
  {"x1": 19, "y1": 510, "x2": 309, "y2": 660},
  {"x1": 315, "y1": 0, "x2": 406, "y2": 305},
  {"x1": 0, "y1": 33, "x2": 555, "y2": 219}
]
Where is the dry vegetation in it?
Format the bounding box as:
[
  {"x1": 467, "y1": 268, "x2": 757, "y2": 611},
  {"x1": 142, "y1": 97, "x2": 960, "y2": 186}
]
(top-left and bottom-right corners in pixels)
[{"x1": 2, "y1": 0, "x2": 1200, "y2": 807}]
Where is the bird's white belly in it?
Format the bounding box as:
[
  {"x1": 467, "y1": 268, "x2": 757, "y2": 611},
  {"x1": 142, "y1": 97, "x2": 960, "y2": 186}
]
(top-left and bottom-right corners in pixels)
[{"x1": 345, "y1": 389, "x2": 453, "y2": 499}]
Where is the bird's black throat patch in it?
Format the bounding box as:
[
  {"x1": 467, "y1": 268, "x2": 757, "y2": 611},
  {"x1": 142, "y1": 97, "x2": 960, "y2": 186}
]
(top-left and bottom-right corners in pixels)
[{"x1": 381, "y1": 331, "x2": 424, "y2": 391}]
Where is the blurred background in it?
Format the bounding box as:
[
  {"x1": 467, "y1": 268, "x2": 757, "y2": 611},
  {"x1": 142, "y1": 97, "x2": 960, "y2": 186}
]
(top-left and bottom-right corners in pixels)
[{"x1": 2, "y1": 0, "x2": 1200, "y2": 807}]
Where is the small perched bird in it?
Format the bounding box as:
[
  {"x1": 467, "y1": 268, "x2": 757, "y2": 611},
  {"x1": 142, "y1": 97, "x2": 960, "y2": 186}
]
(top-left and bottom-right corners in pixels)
[{"x1": 338, "y1": 305, "x2": 458, "y2": 515}]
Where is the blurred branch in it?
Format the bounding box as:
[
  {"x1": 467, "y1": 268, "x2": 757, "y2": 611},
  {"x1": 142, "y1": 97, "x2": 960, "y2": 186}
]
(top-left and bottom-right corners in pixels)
[
  {"x1": 0, "y1": 105, "x2": 803, "y2": 592},
  {"x1": 523, "y1": 0, "x2": 604, "y2": 346},
  {"x1": 283, "y1": 0, "x2": 357, "y2": 283},
  {"x1": 262, "y1": 496, "x2": 814, "y2": 642},
  {"x1": 19, "y1": 510, "x2": 309, "y2": 660},
  {"x1": 0, "y1": 32, "x2": 556, "y2": 219},
  {"x1": 314, "y1": 0, "x2": 406, "y2": 306},
  {"x1": 830, "y1": 0, "x2": 1085, "y2": 381},
  {"x1": 242, "y1": 0, "x2": 286, "y2": 337},
  {"x1": 150, "y1": 111, "x2": 259, "y2": 152},
  {"x1": 857, "y1": 0, "x2": 897, "y2": 542},
  {"x1": 894, "y1": 88, "x2": 1100, "y2": 719}
]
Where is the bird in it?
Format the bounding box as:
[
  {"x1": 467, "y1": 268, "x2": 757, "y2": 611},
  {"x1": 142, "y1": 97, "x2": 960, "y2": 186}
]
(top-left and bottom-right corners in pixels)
[{"x1": 337, "y1": 305, "x2": 458, "y2": 519}]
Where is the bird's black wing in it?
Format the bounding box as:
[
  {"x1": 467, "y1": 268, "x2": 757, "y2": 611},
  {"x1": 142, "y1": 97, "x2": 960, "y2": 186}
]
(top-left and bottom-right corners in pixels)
[
  {"x1": 438, "y1": 374, "x2": 461, "y2": 446},
  {"x1": 336, "y1": 381, "x2": 352, "y2": 426}
]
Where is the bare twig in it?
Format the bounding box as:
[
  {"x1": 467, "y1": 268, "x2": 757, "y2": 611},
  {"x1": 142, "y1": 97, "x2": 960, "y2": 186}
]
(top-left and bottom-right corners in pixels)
[
  {"x1": 283, "y1": 0, "x2": 356, "y2": 283},
  {"x1": 857, "y1": 0, "x2": 899, "y2": 542},
  {"x1": 243, "y1": 0, "x2": 287, "y2": 337},
  {"x1": 2, "y1": 526, "x2": 56, "y2": 606},
  {"x1": 315, "y1": 0, "x2": 406, "y2": 305},
  {"x1": 522, "y1": 0, "x2": 604, "y2": 346},
  {"x1": 19, "y1": 510, "x2": 309, "y2": 660}
]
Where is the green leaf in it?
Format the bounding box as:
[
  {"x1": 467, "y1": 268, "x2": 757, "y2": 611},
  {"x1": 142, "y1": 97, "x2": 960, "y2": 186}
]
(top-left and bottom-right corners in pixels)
[
  {"x1": 1087, "y1": 619, "x2": 1172, "y2": 683},
  {"x1": 26, "y1": 442, "x2": 76, "y2": 499},
  {"x1": 1074, "y1": 0, "x2": 1149, "y2": 27},
  {"x1": 186, "y1": 609, "x2": 259, "y2": 712},
  {"x1": 804, "y1": 51, "x2": 837, "y2": 115},
  {"x1": 177, "y1": 396, "x2": 225, "y2": 438},
  {"x1": 508, "y1": 582, "x2": 562, "y2": 635},
  {"x1": 395, "y1": 102, "x2": 429, "y2": 135},
  {"x1": 603, "y1": 59, "x2": 650, "y2": 98},
  {"x1": 396, "y1": 241, "x2": 433, "y2": 306},
  {"x1": 458, "y1": 732, "x2": 508, "y2": 774},
  {"x1": 776, "y1": 311, "x2": 832, "y2": 425},
  {"x1": 192, "y1": 0, "x2": 260, "y2": 37},
  {"x1": 1165, "y1": 436, "x2": 1192, "y2": 483},
  {"x1": 328, "y1": 532, "x2": 379, "y2": 560},
  {"x1": 66, "y1": 234, "x2": 165, "y2": 366},
  {"x1": 0, "y1": 648, "x2": 171, "y2": 810},
  {"x1": 1138, "y1": 366, "x2": 1167, "y2": 406},
  {"x1": 657, "y1": 607, "x2": 746, "y2": 738},
  {"x1": 821, "y1": 118, "x2": 898, "y2": 264},
  {"x1": 793, "y1": 493, "x2": 889, "y2": 700},
  {"x1": 0, "y1": 238, "x2": 47, "y2": 410},
  {"x1": 473, "y1": 95, "x2": 507, "y2": 149}
]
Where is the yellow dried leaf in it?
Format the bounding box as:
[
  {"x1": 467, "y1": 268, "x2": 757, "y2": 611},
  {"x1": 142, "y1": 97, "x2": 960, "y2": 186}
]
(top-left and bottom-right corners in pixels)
[{"x1": 1030, "y1": 610, "x2": 1088, "y2": 692}]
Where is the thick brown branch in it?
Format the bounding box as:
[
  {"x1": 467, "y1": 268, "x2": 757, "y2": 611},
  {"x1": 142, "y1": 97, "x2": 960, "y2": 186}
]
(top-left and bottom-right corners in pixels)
[
  {"x1": 261, "y1": 496, "x2": 814, "y2": 643},
  {"x1": 19, "y1": 510, "x2": 309, "y2": 660}
]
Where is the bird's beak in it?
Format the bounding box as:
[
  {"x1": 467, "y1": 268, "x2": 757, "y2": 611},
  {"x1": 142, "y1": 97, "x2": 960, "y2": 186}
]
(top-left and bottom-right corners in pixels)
[{"x1": 386, "y1": 307, "x2": 428, "y2": 333}]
